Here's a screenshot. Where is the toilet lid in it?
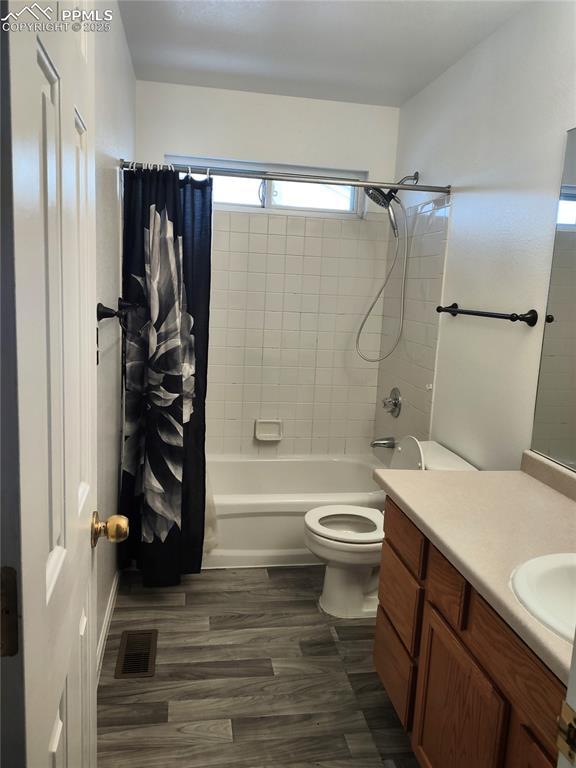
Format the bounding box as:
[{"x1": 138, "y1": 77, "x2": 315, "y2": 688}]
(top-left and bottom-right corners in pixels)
[
  {"x1": 390, "y1": 436, "x2": 477, "y2": 470},
  {"x1": 390, "y1": 435, "x2": 425, "y2": 470},
  {"x1": 305, "y1": 505, "x2": 383, "y2": 544}
]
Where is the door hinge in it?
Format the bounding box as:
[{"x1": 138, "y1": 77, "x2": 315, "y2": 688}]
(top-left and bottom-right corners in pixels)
[
  {"x1": 558, "y1": 700, "x2": 576, "y2": 764},
  {"x1": 1, "y1": 566, "x2": 19, "y2": 656}
]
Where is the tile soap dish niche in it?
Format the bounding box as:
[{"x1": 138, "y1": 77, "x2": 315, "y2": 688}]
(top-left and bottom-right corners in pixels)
[{"x1": 254, "y1": 419, "x2": 283, "y2": 442}]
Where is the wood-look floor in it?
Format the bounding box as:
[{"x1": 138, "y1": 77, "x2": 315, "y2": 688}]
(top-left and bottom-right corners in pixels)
[{"x1": 97, "y1": 565, "x2": 418, "y2": 768}]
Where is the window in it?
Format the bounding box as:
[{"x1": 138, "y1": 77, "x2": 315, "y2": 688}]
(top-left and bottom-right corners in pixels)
[
  {"x1": 557, "y1": 186, "x2": 576, "y2": 227},
  {"x1": 269, "y1": 179, "x2": 356, "y2": 212},
  {"x1": 212, "y1": 176, "x2": 263, "y2": 207},
  {"x1": 167, "y1": 155, "x2": 364, "y2": 215},
  {"x1": 557, "y1": 200, "x2": 576, "y2": 226}
]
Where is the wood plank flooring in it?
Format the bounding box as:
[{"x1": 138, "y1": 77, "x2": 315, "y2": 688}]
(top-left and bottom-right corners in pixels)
[{"x1": 97, "y1": 566, "x2": 418, "y2": 768}]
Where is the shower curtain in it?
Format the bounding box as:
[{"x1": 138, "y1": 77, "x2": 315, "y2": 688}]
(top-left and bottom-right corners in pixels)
[{"x1": 118, "y1": 168, "x2": 212, "y2": 587}]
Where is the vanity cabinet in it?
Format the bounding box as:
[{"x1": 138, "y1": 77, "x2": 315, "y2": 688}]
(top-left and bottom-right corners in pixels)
[{"x1": 373, "y1": 497, "x2": 565, "y2": 768}]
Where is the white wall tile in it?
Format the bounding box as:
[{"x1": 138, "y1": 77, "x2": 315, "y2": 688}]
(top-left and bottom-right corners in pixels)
[
  {"x1": 287, "y1": 217, "x2": 306, "y2": 236},
  {"x1": 230, "y1": 232, "x2": 249, "y2": 252},
  {"x1": 250, "y1": 214, "x2": 268, "y2": 233},
  {"x1": 269, "y1": 235, "x2": 287, "y2": 254},
  {"x1": 249, "y1": 233, "x2": 268, "y2": 253},
  {"x1": 206, "y1": 209, "x2": 415, "y2": 456},
  {"x1": 286, "y1": 236, "x2": 305, "y2": 256},
  {"x1": 212, "y1": 230, "x2": 230, "y2": 251},
  {"x1": 230, "y1": 212, "x2": 250, "y2": 232},
  {"x1": 304, "y1": 238, "x2": 322, "y2": 257},
  {"x1": 305, "y1": 218, "x2": 323, "y2": 237},
  {"x1": 213, "y1": 211, "x2": 230, "y2": 231},
  {"x1": 229, "y1": 252, "x2": 248, "y2": 271},
  {"x1": 268, "y1": 215, "x2": 287, "y2": 235}
]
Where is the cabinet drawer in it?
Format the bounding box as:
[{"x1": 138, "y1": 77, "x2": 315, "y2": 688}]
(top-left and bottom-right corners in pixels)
[
  {"x1": 374, "y1": 607, "x2": 416, "y2": 729},
  {"x1": 379, "y1": 540, "x2": 424, "y2": 656},
  {"x1": 427, "y1": 545, "x2": 469, "y2": 629},
  {"x1": 384, "y1": 497, "x2": 427, "y2": 579},
  {"x1": 464, "y1": 590, "x2": 565, "y2": 755}
]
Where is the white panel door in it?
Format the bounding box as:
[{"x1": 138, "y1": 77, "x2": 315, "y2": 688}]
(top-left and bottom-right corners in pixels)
[{"x1": 9, "y1": 3, "x2": 98, "y2": 765}]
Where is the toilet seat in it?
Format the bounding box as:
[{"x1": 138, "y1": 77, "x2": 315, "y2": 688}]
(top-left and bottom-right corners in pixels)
[{"x1": 305, "y1": 505, "x2": 383, "y2": 544}]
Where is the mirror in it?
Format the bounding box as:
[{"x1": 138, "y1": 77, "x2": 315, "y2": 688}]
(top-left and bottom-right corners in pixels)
[{"x1": 532, "y1": 128, "x2": 576, "y2": 470}]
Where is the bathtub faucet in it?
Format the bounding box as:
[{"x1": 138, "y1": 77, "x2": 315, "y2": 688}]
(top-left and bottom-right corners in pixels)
[{"x1": 371, "y1": 437, "x2": 396, "y2": 449}]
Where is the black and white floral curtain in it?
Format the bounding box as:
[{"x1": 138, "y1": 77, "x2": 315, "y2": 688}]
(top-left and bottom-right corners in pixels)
[{"x1": 118, "y1": 168, "x2": 212, "y2": 586}]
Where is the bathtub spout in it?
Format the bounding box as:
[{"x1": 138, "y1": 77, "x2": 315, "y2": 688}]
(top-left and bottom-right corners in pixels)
[{"x1": 371, "y1": 437, "x2": 396, "y2": 449}]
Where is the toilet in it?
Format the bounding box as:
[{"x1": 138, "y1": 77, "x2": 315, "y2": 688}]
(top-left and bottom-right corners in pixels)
[{"x1": 304, "y1": 436, "x2": 476, "y2": 618}]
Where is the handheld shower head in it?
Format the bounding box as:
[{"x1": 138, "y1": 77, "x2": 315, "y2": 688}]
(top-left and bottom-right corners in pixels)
[
  {"x1": 364, "y1": 172, "x2": 419, "y2": 238},
  {"x1": 364, "y1": 186, "x2": 396, "y2": 208},
  {"x1": 365, "y1": 186, "x2": 399, "y2": 237}
]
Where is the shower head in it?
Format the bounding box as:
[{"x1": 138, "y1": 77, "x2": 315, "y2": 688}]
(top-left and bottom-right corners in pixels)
[
  {"x1": 364, "y1": 172, "x2": 419, "y2": 215},
  {"x1": 364, "y1": 186, "x2": 396, "y2": 209},
  {"x1": 365, "y1": 186, "x2": 399, "y2": 237}
]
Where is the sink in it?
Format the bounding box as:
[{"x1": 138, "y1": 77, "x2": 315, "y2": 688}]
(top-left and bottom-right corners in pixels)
[{"x1": 511, "y1": 554, "x2": 576, "y2": 642}]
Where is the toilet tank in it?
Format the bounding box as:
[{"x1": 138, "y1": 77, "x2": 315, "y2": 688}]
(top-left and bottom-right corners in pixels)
[{"x1": 420, "y1": 441, "x2": 477, "y2": 471}]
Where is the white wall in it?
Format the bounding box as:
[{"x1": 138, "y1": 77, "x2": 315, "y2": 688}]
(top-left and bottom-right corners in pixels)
[
  {"x1": 135, "y1": 81, "x2": 399, "y2": 180},
  {"x1": 395, "y1": 2, "x2": 576, "y2": 470},
  {"x1": 94, "y1": 5, "x2": 135, "y2": 641}
]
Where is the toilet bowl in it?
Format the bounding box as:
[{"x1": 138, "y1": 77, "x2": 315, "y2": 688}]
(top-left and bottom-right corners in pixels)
[
  {"x1": 304, "y1": 506, "x2": 383, "y2": 618},
  {"x1": 304, "y1": 437, "x2": 476, "y2": 618}
]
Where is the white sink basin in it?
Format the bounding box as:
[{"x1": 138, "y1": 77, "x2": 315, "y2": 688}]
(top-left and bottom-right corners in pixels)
[{"x1": 511, "y1": 554, "x2": 576, "y2": 642}]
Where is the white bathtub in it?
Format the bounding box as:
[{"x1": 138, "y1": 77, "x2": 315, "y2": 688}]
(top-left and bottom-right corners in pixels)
[{"x1": 203, "y1": 454, "x2": 386, "y2": 568}]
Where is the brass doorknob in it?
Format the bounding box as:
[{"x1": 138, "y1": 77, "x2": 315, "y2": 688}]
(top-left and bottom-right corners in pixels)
[{"x1": 91, "y1": 512, "x2": 129, "y2": 548}]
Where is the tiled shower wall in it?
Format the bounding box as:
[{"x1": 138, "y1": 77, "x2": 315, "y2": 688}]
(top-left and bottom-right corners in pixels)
[
  {"x1": 205, "y1": 210, "x2": 391, "y2": 455},
  {"x1": 374, "y1": 197, "x2": 451, "y2": 453},
  {"x1": 532, "y1": 229, "x2": 576, "y2": 467}
]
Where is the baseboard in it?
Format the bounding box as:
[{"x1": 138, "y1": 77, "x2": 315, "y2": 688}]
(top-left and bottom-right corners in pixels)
[{"x1": 96, "y1": 570, "x2": 119, "y2": 681}]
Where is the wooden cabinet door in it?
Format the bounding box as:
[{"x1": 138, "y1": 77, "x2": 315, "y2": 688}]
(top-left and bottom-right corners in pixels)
[
  {"x1": 505, "y1": 724, "x2": 555, "y2": 768},
  {"x1": 526, "y1": 739, "x2": 555, "y2": 768},
  {"x1": 412, "y1": 605, "x2": 508, "y2": 768},
  {"x1": 374, "y1": 608, "x2": 417, "y2": 729}
]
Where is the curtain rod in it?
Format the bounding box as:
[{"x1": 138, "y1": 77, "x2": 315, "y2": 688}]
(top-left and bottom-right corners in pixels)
[{"x1": 119, "y1": 160, "x2": 451, "y2": 194}]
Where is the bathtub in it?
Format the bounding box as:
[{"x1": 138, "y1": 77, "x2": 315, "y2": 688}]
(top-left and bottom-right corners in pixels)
[{"x1": 203, "y1": 454, "x2": 386, "y2": 568}]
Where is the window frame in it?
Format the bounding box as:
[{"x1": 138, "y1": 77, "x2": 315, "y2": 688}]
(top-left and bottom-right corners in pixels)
[{"x1": 166, "y1": 155, "x2": 367, "y2": 217}]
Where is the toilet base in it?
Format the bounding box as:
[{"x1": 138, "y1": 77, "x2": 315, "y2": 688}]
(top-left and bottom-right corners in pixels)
[{"x1": 318, "y1": 562, "x2": 379, "y2": 619}]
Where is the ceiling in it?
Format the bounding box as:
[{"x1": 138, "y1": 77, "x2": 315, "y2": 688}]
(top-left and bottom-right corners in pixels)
[{"x1": 119, "y1": 1, "x2": 524, "y2": 107}]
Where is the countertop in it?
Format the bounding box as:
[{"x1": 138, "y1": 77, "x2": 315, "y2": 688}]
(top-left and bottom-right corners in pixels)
[{"x1": 372, "y1": 468, "x2": 576, "y2": 684}]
